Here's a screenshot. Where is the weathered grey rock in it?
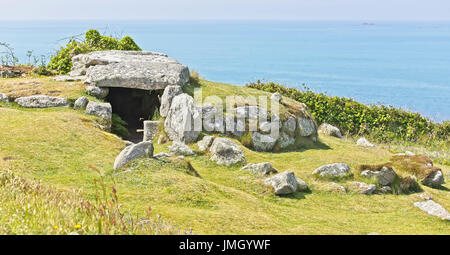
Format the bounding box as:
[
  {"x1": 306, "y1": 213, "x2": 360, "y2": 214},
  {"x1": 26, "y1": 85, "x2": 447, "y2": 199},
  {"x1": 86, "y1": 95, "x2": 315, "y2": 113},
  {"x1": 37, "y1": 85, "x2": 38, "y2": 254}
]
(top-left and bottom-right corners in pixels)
[
  {"x1": 327, "y1": 182, "x2": 347, "y2": 193},
  {"x1": 209, "y1": 138, "x2": 246, "y2": 166},
  {"x1": 73, "y1": 51, "x2": 189, "y2": 90},
  {"x1": 0, "y1": 69, "x2": 21, "y2": 78},
  {"x1": 235, "y1": 106, "x2": 269, "y2": 120},
  {"x1": 251, "y1": 132, "x2": 277, "y2": 152},
  {"x1": 312, "y1": 163, "x2": 351, "y2": 178},
  {"x1": 259, "y1": 120, "x2": 280, "y2": 134},
  {"x1": 270, "y1": 92, "x2": 282, "y2": 102},
  {"x1": 0, "y1": 93, "x2": 8, "y2": 103},
  {"x1": 143, "y1": 121, "x2": 160, "y2": 142},
  {"x1": 53, "y1": 75, "x2": 86, "y2": 82},
  {"x1": 225, "y1": 116, "x2": 245, "y2": 138},
  {"x1": 414, "y1": 200, "x2": 450, "y2": 220},
  {"x1": 164, "y1": 94, "x2": 201, "y2": 143},
  {"x1": 85, "y1": 101, "x2": 112, "y2": 119},
  {"x1": 74, "y1": 96, "x2": 89, "y2": 109},
  {"x1": 85, "y1": 86, "x2": 109, "y2": 99},
  {"x1": 378, "y1": 186, "x2": 393, "y2": 194},
  {"x1": 113, "y1": 141, "x2": 153, "y2": 169},
  {"x1": 169, "y1": 141, "x2": 195, "y2": 156},
  {"x1": 264, "y1": 171, "x2": 299, "y2": 195},
  {"x1": 197, "y1": 136, "x2": 215, "y2": 152},
  {"x1": 318, "y1": 123, "x2": 342, "y2": 138},
  {"x1": 296, "y1": 178, "x2": 308, "y2": 192},
  {"x1": 242, "y1": 162, "x2": 278, "y2": 175},
  {"x1": 351, "y1": 181, "x2": 376, "y2": 195},
  {"x1": 160, "y1": 85, "x2": 183, "y2": 117},
  {"x1": 297, "y1": 117, "x2": 316, "y2": 136},
  {"x1": 201, "y1": 105, "x2": 224, "y2": 132},
  {"x1": 282, "y1": 117, "x2": 296, "y2": 135},
  {"x1": 360, "y1": 166, "x2": 397, "y2": 186},
  {"x1": 15, "y1": 95, "x2": 68, "y2": 108},
  {"x1": 422, "y1": 170, "x2": 445, "y2": 187},
  {"x1": 357, "y1": 137, "x2": 375, "y2": 147},
  {"x1": 277, "y1": 132, "x2": 295, "y2": 150},
  {"x1": 154, "y1": 152, "x2": 170, "y2": 158}
]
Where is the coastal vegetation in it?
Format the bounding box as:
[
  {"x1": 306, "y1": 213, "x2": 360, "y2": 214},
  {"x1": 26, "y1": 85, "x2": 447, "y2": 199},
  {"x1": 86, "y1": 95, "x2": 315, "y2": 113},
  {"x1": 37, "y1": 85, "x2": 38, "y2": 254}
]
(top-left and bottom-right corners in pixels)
[
  {"x1": 48, "y1": 29, "x2": 141, "y2": 74},
  {"x1": 247, "y1": 80, "x2": 449, "y2": 154}
]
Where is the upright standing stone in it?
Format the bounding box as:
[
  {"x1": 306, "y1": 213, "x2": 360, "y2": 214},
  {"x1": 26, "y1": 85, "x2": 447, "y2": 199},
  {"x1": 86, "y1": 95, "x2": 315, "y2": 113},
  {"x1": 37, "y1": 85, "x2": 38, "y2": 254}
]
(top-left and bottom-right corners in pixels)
[
  {"x1": 164, "y1": 94, "x2": 201, "y2": 143},
  {"x1": 143, "y1": 120, "x2": 160, "y2": 142},
  {"x1": 160, "y1": 85, "x2": 183, "y2": 117}
]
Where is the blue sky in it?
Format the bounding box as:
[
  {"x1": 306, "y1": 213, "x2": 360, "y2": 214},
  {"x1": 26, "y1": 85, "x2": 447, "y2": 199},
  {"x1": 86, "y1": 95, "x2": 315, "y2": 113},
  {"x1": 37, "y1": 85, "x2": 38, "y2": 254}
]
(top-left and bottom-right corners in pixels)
[{"x1": 1, "y1": 0, "x2": 449, "y2": 20}]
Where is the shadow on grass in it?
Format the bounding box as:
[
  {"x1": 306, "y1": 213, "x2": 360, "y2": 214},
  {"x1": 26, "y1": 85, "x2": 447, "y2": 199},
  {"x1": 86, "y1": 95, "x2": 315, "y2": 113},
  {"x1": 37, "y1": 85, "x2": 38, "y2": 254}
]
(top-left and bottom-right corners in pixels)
[
  {"x1": 432, "y1": 185, "x2": 450, "y2": 192},
  {"x1": 293, "y1": 140, "x2": 332, "y2": 152},
  {"x1": 276, "y1": 188, "x2": 312, "y2": 200}
]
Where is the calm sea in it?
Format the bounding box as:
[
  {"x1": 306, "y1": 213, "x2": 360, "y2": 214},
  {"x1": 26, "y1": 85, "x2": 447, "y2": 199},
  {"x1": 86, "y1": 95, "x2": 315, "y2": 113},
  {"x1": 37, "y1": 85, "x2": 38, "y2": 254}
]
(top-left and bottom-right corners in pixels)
[{"x1": 0, "y1": 20, "x2": 449, "y2": 121}]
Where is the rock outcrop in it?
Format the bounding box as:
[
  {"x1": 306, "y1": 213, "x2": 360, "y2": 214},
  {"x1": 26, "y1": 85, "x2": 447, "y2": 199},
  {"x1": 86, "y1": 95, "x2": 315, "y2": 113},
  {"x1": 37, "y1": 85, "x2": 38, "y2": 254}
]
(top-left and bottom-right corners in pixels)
[
  {"x1": 270, "y1": 92, "x2": 282, "y2": 102},
  {"x1": 164, "y1": 94, "x2": 201, "y2": 143},
  {"x1": 169, "y1": 141, "x2": 195, "y2": 156},
  {"x1": 312, "y1": 163, "x2": 351, "y2": 178},
  {"x1": 414, "y1": 200, "x2": 450, "y2": 221},
  {"x1": 143, "y1": 120, "x2": 160, "y2": 142},
  {"x1": 71, "y1": 51, "x2": 189, "y2": 90},
  {"x1": 242, "y1": 162, "x2": 278, "y2": 175},
  {"x1": 360, "y1": 166, "x2": 397, "y2": 186},
  {"x1": 297, "y1": 117, "x2": 316, "y2": 137},
  {"x1": 0, "y1": 93, "x2": 8, "y2": 103},
  {"x1": 85, "y1": 101, "x2": 112, "y2": 119},
  {"x1": 357, "y1": 137, "x2": 375, "y2": 147},
  {"x1": 251, "y1": 132, "x2": 277, "y2": 152},
  {"x1": 350, "y1": 181, "x2": 376, "y2": 195},
  {"x1": 160, "y1": 85, "x2": 183, "y2": 117},
  {"x1": 209, "y1": 138, "x2": 246, "y2": 166},
  {"x1": 85, "y1": 86, "x2": 109, "y2": 99},
  {"x1": 264, "y1": 171, "x2": 300, "y2": 195},
  {"x1": 422, "y1": 170, "x2": 445, "y2": 187},
  {"x1": 113, "y1": 141, "x2": 154, "y2": 169},
  {"x1": 197, "y1": 136, "x2": 215, "y2": 152},
  {"x1": 318, "y1": 123, "x2": 342, "y2": 138},
  {"x1": 53, "y1": 75, "x2": 85, "y2": 82},
  {"x1": 74, "y1": 96, "x2": 89, "y2": 109},
  {"x1": 15, "y1": 95, "x2": 68, "y2": 108}
]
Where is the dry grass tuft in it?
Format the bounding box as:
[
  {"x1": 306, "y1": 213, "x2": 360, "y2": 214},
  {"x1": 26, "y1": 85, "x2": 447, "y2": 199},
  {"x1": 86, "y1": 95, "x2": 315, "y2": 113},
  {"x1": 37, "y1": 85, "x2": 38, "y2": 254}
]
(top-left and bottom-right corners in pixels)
[{"x1": 390, "y1": 155, "x2": 441, "y2": 179}]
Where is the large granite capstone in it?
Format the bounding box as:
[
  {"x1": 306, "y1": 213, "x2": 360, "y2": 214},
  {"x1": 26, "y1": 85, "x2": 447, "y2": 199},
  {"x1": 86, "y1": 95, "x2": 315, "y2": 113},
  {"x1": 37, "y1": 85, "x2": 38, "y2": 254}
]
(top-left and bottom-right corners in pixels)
[{"x1": 70, "y1": 51, "x2": 190, "y2": 90}]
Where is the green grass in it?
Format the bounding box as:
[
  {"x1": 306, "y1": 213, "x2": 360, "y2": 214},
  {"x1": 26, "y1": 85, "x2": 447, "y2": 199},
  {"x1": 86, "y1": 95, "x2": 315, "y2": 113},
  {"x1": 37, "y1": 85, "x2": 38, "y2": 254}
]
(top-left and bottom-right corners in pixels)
[
  {"x1": 0, "y1": 77, "x2": 449, "y2": 234},
  {"x1": 0, "y1": 76, "x2": 99, "y2": 102}
]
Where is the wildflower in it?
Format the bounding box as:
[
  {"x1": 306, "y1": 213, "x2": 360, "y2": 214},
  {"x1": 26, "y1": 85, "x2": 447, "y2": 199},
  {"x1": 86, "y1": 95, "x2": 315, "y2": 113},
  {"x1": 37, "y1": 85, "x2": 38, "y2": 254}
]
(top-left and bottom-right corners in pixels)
[{"x1": 74, "y1": 225, "x2": 81, "y2": 229}]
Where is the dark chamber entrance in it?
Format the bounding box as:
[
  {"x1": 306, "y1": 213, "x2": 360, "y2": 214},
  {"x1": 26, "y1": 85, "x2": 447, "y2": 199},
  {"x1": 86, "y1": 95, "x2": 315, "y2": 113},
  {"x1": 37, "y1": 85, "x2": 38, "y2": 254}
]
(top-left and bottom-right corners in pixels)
[{"x1": 106, "y1": 87, "x2": 162, "y2": 143}]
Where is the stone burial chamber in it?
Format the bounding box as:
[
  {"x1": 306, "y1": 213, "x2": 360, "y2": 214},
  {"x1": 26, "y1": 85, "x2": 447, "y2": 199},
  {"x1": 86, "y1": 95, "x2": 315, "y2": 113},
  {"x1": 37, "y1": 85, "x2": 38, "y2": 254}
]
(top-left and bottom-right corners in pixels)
[{"x1": 67, "y1": 50, "x2": 190, "y2": 142}]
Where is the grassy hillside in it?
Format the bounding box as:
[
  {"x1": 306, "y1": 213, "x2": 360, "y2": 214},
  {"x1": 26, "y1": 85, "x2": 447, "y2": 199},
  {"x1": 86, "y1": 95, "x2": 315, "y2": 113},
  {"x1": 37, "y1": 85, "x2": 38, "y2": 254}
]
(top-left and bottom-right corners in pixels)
[{"x1": 0, "y1": 77, "x2": 449, "y2": 234}]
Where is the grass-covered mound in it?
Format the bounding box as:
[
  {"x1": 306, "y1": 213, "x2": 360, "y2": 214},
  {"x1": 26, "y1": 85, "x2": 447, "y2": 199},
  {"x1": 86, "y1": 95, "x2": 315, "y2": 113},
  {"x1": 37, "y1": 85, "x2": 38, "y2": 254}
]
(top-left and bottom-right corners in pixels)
[
  {"x1": 247, "y1": 81, "x2": 450, "y2": 151},
  {"x1": 1, "y1": 77, "x2": 449, "y2": 234}
]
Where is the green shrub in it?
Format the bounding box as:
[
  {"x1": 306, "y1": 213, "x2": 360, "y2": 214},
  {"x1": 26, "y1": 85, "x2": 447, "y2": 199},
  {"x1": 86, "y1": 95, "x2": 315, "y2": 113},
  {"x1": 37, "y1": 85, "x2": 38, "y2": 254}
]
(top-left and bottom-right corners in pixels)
[
  {"x1": 118, "y1": 36, "x2": 142, "y2": 51},
  {"x1": 48, "y1": 29, "x2": 141, "y2": 74},
  {"x1": 111, "y1": 114, "x2": 130, "y2": 138},
  {"x1": 189, "y1": 71, "x2": 200, "y2": 85},
  {"x1": 247, "y1": 80, "x2": 449, "y2": 148},
  {"x1": 32, "y1": 65, "x2": 56, "y2": 76},
  {"x1": 85, "y1": 29, "x2": 101, "y2": 47}
]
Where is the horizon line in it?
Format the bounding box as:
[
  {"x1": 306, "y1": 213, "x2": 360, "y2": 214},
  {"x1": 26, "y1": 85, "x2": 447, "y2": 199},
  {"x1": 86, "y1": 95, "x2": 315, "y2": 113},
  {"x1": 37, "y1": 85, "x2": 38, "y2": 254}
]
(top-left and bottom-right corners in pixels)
[{"x1": 1, "y1": 18, "x2": 450, "y2": 22}]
